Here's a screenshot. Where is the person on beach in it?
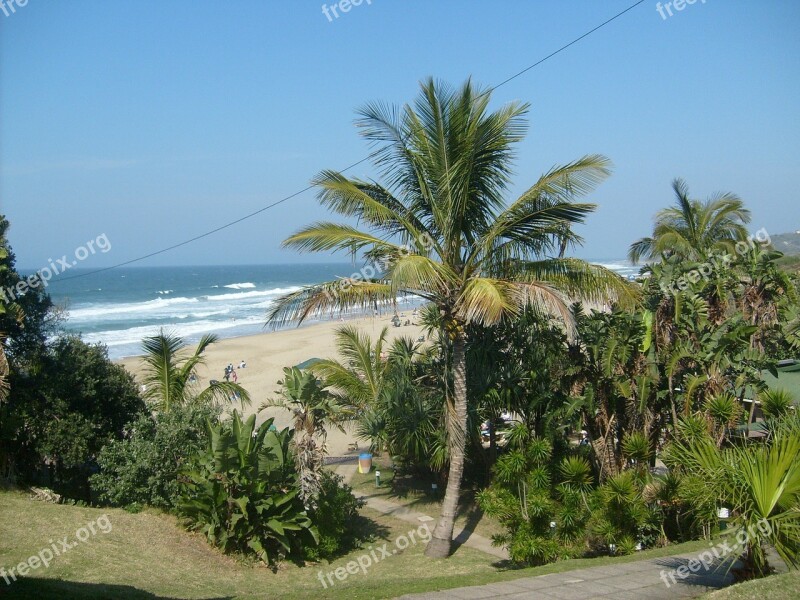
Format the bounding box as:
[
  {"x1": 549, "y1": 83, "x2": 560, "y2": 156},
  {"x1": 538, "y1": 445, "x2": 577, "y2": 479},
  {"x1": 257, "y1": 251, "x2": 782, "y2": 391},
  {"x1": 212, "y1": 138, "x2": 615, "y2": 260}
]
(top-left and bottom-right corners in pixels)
[{"x1": 232, "y1": 369, "x2": 238, "y2": 383}]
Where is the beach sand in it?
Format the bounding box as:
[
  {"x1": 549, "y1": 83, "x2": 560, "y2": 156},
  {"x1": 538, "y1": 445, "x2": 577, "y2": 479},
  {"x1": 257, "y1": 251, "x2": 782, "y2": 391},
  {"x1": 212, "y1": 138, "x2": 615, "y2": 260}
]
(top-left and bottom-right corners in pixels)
[{"x1": 117, "y1": 314, "x2": 427, "y2": 457}]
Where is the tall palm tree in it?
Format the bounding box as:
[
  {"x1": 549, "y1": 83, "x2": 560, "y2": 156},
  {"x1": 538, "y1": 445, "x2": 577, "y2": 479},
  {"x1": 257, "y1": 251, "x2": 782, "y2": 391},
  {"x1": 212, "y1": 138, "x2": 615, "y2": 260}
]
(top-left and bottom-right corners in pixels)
[
  {"x1": 628, "y1": 178, "x2": 751, "y2": 264},
  {"x1": 267, "y1": 78, "x2": 634, "y2": 557},
  {"x1": 141, "y1": 331, "x2": 250, "y2": 413}
]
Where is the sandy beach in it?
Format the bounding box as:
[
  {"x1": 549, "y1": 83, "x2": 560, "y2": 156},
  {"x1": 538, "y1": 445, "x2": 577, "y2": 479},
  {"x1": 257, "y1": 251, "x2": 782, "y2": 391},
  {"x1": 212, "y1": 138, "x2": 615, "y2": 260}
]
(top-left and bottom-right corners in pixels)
[{"x1": 118, "y1": 314, "x2": 427, "y2": 457}]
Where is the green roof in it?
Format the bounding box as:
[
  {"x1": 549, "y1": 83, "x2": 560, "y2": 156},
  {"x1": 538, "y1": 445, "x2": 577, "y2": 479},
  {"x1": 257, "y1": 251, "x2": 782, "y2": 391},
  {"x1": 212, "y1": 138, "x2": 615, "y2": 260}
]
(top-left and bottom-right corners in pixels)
[
  {"x1": 760, "y1": 361, "x2": 800, "y2": 404},
  {"x1": 293, "y1": 357, "x2": 323, "y2": 370}
]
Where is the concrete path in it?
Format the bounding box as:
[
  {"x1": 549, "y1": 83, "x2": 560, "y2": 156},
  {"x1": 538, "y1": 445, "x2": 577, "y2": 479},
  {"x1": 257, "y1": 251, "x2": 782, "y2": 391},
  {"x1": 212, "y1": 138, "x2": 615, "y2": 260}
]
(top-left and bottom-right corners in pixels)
[
  {"x1": 334, "y1": 463, "x2": 509, "y2": 560},
  {"x1": 397, "y1": 552, "x2": 736, "y2": 599}
]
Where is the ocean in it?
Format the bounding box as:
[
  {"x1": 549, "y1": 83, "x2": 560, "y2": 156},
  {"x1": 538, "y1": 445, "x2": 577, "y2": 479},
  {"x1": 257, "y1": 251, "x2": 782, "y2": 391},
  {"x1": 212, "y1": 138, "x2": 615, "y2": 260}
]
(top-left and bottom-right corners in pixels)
[{"x1": 41, "y1": 260, "x2": 639, "y2": 360}]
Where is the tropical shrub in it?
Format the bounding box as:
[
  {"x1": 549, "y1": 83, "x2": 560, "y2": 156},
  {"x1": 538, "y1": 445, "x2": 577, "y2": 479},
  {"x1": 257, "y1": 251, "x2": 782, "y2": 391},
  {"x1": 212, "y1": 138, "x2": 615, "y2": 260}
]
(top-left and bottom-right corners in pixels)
[
  {"x1": 266, "y1": 366, "x2": 351, "y2": 510},
  {"x1": 304, "y1": 471, "x2": 366, "y2": 561},
  {"x1": 477, "y1": 439, "x2": 589, "y2": 565},
  {"x1": 91, "y1": 402, "x2": 220, "y2": 510},
  {"x1": 666, "y1": 424, "x2": 800, "y2": 577},
  {"x1": 760, "y1": 389, "x2": 794, "y2": 420},
  {"x1": 586, "y1": 469, "x2": 662, "y2": 554},
  {"x1": 6, "y1": 336, "x2": 144, "y2": 499},
  {"x1": 179, "y1": 412, "x2": 318, "y2": 564},
  {"x1": 140, "y1": 331, "x2": 250, "y2": 413}
]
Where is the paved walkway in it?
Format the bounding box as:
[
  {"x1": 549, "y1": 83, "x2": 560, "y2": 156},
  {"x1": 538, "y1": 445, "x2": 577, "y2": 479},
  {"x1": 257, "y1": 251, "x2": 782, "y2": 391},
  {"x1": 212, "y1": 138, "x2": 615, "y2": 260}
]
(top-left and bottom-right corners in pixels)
[{"x1": 397, "y1": 552, "x2": 736, "y2": 599}]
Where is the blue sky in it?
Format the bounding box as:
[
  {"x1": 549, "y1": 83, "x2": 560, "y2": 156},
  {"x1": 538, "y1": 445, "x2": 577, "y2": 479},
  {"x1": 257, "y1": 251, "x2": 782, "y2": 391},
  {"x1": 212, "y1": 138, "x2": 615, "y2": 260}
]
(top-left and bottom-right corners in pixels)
[{"x1": 1, "y1": 0, "x2": 798, "y2": 270}]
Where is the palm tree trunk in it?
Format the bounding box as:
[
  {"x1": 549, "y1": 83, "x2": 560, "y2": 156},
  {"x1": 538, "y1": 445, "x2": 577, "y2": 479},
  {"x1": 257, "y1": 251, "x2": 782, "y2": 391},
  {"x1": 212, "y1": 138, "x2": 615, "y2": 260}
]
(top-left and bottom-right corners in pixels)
[
  {"x1": 425, "y1": 330, "x2": 467, "y2": 558},
  {"x1": 488, "y1": 419, "x2": 496, "y2": 467}
]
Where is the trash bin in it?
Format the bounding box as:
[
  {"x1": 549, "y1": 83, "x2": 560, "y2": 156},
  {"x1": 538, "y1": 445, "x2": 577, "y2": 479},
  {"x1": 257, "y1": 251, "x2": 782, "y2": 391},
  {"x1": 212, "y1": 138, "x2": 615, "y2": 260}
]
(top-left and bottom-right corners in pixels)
[{"x1": 358, "y1": 453, "x2": 373, "y2": 474}]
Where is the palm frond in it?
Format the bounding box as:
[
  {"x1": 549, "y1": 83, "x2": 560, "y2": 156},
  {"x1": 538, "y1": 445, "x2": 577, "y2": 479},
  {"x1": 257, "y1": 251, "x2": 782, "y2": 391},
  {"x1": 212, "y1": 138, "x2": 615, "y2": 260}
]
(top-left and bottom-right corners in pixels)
[
  {"x1": 513, "y1": 258, "x2": 640, "y2": 310},
  {"x1": 282, "y1": 222, "x2": 400, "y2": 257},
  {"x1": 266, "y1": 280, "x2": 396, "y2": 327}
]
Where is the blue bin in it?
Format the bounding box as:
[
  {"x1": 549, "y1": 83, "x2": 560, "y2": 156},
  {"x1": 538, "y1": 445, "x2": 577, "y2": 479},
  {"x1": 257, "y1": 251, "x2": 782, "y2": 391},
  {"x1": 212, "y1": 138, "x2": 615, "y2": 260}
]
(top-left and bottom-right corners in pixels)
[{"x1": 358, "y1": 453, "x2": 373, "y2": 474}]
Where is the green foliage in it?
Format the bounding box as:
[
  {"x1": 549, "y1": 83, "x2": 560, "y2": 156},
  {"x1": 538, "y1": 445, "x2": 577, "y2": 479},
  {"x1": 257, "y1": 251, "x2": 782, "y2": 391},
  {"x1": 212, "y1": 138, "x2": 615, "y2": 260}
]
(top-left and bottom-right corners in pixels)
[
  {"x1": 571, "y1": 307, "x2": 662, "y2": 480},
  {"x1": 91, "y1": 402, "x2": 220, "y2": 510},
  {"x1": 628, "y1": 178, "x2": 751, "y2": 264},
  {"x1": 311, "y1": 325, "x2": 394, "y2": 408},
  {"x1": 0, "y1": 215, "x2": 54, "y2": 363},
  {"x1": 304, "y1": 471, "x2": 366, "y2": 562},
  {"x1": 141, "y1": 331, "x2": 250, "y2": 413},
  {"x1": 621, "y1": 432, "x2": 652, "y2": 466},
  {"x1": 340, "y1": 334, "x2": 444, "y2": 475},
  {"x1": 467, "y1": 309, "x2": 572, "y2": 444},
  {"x1": 760, "y1": 389, "x2": 794, "y2": 420},
  {"x1": 587, "y1": 470, "x2": 662, "y2": 554},
  {"x1": 5, "y1": 337, "x2": 144, "y2": 498},
  {"x1": 268, "y1": 366, "x2": 350, "y2": 509},
  {"x1": 179, "y1": 412, "x2": 318, "y2": 564},
  {"x1": 478, "y1": 439, "x2": 589, "y2": 565},
  {"x1": 558, "y1": 456, "x2": 594, "y2": 493},
  {"x1": 667, "y1": 425, "x2": 800, "y2": 577},
  {"x1": 705, "y1": 393, "x2": 741, "y2": 426}
]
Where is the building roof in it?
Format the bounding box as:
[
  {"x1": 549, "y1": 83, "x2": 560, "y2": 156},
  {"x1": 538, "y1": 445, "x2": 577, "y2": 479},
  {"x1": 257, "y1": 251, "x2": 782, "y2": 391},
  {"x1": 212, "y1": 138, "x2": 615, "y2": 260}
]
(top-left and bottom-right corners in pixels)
[{"x1": 760, "y1": 360, "x2": 800, "y2": 404}]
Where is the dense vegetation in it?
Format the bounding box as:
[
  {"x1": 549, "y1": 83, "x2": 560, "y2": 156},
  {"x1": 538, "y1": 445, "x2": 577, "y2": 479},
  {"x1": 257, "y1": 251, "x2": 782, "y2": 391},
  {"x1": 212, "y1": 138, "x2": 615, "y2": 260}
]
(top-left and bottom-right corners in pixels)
[
  {"x1": 1, "y1": 78, "x2": 798, "y2": 589},
  {"x1": 266, "y1": 80, "x2": 799, "y2": 579},
  {"x1": 0, "y1": 219, "x2": 365, "y2": 565}
]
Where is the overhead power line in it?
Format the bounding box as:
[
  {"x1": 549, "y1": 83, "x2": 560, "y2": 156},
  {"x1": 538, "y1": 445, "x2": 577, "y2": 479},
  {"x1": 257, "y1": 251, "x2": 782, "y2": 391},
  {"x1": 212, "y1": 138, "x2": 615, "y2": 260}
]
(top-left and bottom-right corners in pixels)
[{"x1": 52, "y1": 0, "x2": 646, "y2": 284}]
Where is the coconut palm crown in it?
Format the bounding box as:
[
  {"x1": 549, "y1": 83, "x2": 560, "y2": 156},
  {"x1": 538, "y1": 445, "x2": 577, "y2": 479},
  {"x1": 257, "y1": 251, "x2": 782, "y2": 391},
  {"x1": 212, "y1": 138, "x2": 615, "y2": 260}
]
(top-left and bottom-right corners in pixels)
[
  {"x1": 267, "y1": 78, "x2": 635, "y2": 557},
  {"x1": 628, "y1": 178, "x2": 751, "y2": 264}
]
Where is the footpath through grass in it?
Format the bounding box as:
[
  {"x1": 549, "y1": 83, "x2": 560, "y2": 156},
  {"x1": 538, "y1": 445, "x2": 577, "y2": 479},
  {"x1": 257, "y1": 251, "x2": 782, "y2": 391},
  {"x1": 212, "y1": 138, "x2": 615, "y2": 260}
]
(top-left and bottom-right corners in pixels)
[
  {"x1": 1, "y1": 489, "x2": 718, "y2": 599},
  {"x1": 348, "y1": 461, "x2": 505, "y2": 541}
]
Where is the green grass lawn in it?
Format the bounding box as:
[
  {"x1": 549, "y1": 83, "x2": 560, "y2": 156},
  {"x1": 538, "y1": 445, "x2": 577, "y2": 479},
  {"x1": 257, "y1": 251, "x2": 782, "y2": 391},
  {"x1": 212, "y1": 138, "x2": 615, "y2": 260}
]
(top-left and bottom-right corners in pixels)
[{"x1": 0, "y1": 489, "x2": 722, "y2": 599}]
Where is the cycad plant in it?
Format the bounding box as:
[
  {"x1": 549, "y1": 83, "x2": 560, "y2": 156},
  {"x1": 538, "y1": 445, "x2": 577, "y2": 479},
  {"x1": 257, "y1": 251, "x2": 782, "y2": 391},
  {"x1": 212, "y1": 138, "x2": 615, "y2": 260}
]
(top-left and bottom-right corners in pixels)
[
  {"x1": 141, "y1": 331, "x2": 250, "y2": 413},
  {"x1": 267, "y1": 78, "x2": 633, "y2": 557},
  {"x1": 667, "y1": 426, "x2": 800, "y2": 577}
]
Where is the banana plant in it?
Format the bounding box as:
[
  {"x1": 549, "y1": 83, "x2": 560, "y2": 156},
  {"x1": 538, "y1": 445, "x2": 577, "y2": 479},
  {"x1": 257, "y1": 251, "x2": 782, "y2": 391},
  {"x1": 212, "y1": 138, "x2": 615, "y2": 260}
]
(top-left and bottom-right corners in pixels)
[{"x1": 179, "y1": 412, "x2": 318, "y2": 564}]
